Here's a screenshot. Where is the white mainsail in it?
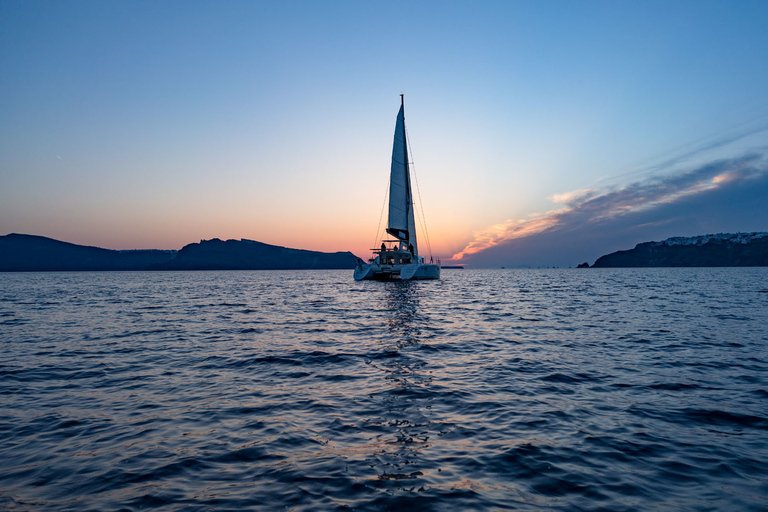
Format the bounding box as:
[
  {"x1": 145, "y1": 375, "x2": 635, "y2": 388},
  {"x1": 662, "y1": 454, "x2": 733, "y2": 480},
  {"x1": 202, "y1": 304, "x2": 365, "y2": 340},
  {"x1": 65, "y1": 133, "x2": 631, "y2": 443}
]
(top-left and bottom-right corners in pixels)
[{"x1": 386, "y1": 98, "x2": 418, "y2": 256}]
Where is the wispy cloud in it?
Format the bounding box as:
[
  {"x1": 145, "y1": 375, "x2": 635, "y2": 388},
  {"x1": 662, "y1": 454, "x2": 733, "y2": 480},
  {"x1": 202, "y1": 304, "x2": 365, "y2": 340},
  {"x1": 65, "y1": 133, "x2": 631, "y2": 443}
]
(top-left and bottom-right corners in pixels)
[
  {"x1": 451, "y1": 152, "x2": 768, "y2": 262},
  {"x1": 453, "y1": 213, "x2": 561, "y2": 260},
  {"x1": 550, "y1": 188, "x2": 597, "y2": 204},
  {"x1": 604, "y1": 118, "x2": 768, "y2": 185}
]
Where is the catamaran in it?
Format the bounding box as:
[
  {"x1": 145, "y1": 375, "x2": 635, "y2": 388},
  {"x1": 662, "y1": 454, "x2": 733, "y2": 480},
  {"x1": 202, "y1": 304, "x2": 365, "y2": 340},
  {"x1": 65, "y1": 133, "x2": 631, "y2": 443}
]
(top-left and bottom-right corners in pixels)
[{"x1": 354, "y1": 96, "x2": 440, "y2": 281}]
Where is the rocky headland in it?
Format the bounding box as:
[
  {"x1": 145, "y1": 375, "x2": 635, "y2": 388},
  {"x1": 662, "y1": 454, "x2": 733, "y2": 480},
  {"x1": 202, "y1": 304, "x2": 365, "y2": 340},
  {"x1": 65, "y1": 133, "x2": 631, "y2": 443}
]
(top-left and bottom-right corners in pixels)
[
  {"x1": 150, "y1": 238, "x2": 357, "y2": 270},
  {"x1": 0, "y1": 234, "x2": 357, "y2": 271},
  {"x1": 591, "y1": 232, "x2": 768, "y2": 267}
]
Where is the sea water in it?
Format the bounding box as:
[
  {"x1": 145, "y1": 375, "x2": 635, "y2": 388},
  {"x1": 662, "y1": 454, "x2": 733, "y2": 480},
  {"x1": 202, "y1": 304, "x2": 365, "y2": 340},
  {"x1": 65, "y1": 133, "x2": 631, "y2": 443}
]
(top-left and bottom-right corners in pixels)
[{"x1": 1, "y1": 268, "x2": 767, "y2": 511}]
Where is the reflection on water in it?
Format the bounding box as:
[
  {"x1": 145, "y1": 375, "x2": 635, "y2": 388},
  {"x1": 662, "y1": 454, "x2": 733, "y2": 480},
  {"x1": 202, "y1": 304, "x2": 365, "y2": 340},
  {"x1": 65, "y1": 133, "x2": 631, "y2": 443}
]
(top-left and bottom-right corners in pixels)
[
  {"x1": 2, "y1": 269, "x2": 767, "y2": 511},
  {"x1": 384, "y1": 280, "x2": 421, "y2": 344},
  {"x1": 366, "y1": 281, "x2": 433, "y2": 488}
]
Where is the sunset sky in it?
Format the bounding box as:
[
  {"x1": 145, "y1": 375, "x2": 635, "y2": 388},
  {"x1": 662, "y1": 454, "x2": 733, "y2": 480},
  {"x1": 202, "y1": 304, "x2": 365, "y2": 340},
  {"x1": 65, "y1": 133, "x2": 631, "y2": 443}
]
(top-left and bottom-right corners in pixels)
[{"x1": 2, "y1": 1, "x2": 768, "y2": 267}]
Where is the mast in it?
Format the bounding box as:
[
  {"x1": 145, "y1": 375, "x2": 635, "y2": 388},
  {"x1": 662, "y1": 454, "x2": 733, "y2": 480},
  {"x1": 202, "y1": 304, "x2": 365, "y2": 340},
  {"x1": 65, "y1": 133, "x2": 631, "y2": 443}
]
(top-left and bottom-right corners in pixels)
[
  {"x1": 386, "y1": 95, "x2": 418, "y2": 256},
  {"x1": 401, "y1": 95, "x2": 412, "y2": 254}
]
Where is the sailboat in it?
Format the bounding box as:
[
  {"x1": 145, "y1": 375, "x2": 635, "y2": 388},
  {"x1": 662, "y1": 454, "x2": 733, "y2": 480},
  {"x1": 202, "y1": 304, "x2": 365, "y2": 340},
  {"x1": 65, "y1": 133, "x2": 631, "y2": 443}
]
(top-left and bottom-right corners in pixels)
[{"x1": 354, "y1": 96, "x2": 441, "y2": 281}]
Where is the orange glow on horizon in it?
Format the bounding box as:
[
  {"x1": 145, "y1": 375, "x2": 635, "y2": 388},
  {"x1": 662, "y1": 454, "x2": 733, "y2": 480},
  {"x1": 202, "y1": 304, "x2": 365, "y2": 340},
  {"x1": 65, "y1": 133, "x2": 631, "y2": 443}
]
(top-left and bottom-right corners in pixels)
[{"x1": 450, "y1": 213, "x2": 561, "y2": 261}]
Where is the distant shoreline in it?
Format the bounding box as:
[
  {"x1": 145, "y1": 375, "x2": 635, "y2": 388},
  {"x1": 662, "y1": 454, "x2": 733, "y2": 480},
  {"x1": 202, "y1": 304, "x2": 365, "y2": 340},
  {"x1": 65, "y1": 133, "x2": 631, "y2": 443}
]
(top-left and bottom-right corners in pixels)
[
  {"x1": 4, "y1": 231, "x2": 767, "y2": 272},
  {"x1": 590, "y1": 232, "x2": 768, "y2": 268},
  {"x1": 0, "y1": 234, "x2": 358, "y2": 272}
]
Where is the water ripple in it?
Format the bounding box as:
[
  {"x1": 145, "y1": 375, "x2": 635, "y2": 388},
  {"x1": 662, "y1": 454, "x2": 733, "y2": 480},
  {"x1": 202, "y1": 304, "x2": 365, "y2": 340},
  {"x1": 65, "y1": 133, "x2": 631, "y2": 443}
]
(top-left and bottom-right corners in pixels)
[{"x1": 1, "y1": 268, "x2": 767, "y2": 510}]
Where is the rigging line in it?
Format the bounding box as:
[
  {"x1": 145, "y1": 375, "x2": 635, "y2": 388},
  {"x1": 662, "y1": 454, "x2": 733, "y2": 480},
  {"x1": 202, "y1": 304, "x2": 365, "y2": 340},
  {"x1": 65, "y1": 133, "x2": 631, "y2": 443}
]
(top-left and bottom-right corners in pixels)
[
  {"x1": 413, "y1": 204, "x2": 431, "y2": 260},
  {"x1": 410, "y1": 159, "x2": 433, "y2": 259},
  {"x1": 372, "y1": 180, "x2": 389, "y2": 254},
  {"x1": 405, "y1": 126, "x2": 433, "y2": 259}
]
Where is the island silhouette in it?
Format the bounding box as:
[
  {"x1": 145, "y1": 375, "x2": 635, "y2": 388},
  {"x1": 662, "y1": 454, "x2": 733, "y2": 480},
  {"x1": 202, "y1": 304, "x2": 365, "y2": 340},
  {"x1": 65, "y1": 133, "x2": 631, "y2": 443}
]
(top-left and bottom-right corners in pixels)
[
  {"x1": 2, "y1": 232, "x2": 767, "y2": 271},
  {"x1": 590, "y1": 232, "x2": 768, "y2": 267},
  {"x1": 0, "y1": 234, "x2": 357, "y2": 272}
]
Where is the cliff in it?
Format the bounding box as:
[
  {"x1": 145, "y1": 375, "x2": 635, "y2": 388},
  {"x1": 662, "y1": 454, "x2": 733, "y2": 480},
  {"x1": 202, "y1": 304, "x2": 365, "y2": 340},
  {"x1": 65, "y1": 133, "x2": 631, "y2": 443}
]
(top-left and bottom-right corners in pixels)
[
  {"x1": 0, "y1": 234, "x2": 358, "y2": 271},
  {"x1": 151, "y1": 238, "x2": 357, "y2": 270},
  {"x1": 592, "y1": 232, "x2": 768, "y2": 267},
  {"x1": 0, "y1": 234, "x2": 176, "y2": 271}
]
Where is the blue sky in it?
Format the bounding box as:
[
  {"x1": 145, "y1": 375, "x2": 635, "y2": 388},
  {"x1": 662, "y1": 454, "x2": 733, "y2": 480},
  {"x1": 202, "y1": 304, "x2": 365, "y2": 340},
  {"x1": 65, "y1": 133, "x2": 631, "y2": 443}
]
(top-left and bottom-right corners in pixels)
[{"x1": 2, "y1": 0, "x2": 767, "y2": 266}]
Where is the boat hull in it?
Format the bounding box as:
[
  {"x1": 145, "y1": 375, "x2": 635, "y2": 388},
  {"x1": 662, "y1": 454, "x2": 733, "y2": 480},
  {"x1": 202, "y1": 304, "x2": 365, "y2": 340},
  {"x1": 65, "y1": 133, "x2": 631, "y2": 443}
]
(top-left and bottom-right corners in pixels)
[{"x1": 354, "y1": 261, "x2": 440, "y2": 281}]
